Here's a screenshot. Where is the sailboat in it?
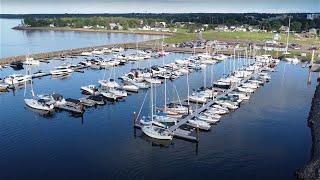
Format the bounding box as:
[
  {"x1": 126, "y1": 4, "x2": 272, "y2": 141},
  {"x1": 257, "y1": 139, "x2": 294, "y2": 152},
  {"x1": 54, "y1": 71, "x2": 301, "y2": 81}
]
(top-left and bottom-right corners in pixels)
[{"x1": 24, "y1": 68, "x2": 54, "y2": 112}]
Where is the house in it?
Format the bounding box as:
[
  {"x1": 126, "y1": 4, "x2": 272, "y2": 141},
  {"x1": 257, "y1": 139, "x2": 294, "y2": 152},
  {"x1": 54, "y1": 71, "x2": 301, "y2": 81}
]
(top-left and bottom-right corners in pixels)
[
  {"x1": 215, "y1": 25, "x2": 228, "y2": 32},
  {"x1": 279, "y1": 26, "x2": 289, "y2": 33},
  {"x1": 109, "y1": 23, "x2": 123, "y2": 30},
  {"x1": 155, "y1": 22, "x2": 166, "y2": 28}
]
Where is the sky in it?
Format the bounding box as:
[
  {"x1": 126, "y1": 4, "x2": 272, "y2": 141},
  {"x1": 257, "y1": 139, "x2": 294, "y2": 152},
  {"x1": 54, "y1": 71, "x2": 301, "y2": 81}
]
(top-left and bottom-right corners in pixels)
[{"x1": 1, "y1": 0, "x2": 319, "y2": 14}]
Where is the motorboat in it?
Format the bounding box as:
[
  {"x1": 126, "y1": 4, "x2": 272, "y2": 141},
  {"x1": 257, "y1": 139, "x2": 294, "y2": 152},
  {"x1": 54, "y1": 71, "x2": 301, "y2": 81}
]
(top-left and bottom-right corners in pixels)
[
  {"x1": 98, "y1": 79, "x2": 120, "y2": 89},
  {"x1": 108, "y1": 88, "x2": 128, "y2": 98},
  {"x1": 187, "y1": 119, "x2": 211, "y2": 130},
  {"x1": 91, "y1": 49, "x2": 103, "y2": 55},
  {"x1": 56, "y1": 98, "x2": 84, "y2": 114},
  {"x1": 4, "y1": 74, "x2": 31, "y2": 85},
  {"x1": 215, "y1": 100, "x2": 238, "y2": 110},
  {"x1": 50, "y1": 65, "x2": 74, "y2": 76},
  {"x1": 31, "y1": 70, "x2": 47, "y2": 78},
  {"x1": 206, "y1": 107, "x2": 228, "y2": 115},
  {"x1": 153, "y1": 115, "x2": 177, "y2": 124},
  {"x1": 237, "y1": 86, "x2": 254, "y2": 93},
  {"x1": 100, "y1": 91, "x2": 118, "y2": 101},
  {"x1": 24, "y1": 57, "x2": 40, "y2": 65},
  {"x1": 197, "y1": 114, "x2": 220, "y2": 124},
  {"x1": 81, "y1": 85, "x2": 98, "y2": 95},
  {"x1": 81, "y1": 51, "x2": 92, "y2": 56},
  {"x1": 188, "y1": 93, "x2": 207, "y2": 104},
  {"x1": 0, "y1": 83, "x2": 8, "y2": 91},
  {"x1": 121, "y1": 84, "x2": 139, "y2": 93},
  {"x1": 10, "y1": 61, "x2": 24, "y2": 70},
  {"x1": 144, "y1": 78, "x2": 162, "y2": 84}
]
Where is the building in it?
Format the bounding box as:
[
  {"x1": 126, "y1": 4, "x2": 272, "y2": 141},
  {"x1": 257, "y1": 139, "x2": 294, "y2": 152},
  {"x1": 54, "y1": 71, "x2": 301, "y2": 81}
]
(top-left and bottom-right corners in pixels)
[{"x1": 307, "y1": 14, "x2": 320, "y2": 20}]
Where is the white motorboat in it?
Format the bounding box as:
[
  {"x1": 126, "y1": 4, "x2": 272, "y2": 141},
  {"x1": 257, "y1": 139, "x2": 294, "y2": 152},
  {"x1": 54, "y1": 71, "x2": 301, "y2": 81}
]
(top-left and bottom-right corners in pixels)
[
  {"x1": 202, "y1": 112, "x2": 221, "y2": 119},
  {"x1": 144, "y1": 78, "x2": 162, "y2": 84},
  {"x1": 197, "y1": 114, "x2": 220, "y2": 124},
  {"x1": 212, "y1": 104, "x2": 229, "y2": 112},
  {"x1": 91, "y1": 49, "x2": 103, "y2": 55},
  {"x1": 141, "y1": 125, "x2": 173, "y2": 140},
  {"x1": 188, "y1": 119, "x2": 211, "y2": 130},
  {"x1": 81, "y1": 85, "x2": 98, "y2": 95},
  {"x1": 0, "y1": 83, "x2": 8, "y2": 91},
  {"x1": 4, "y1": 74, "x2": 31, "y2": 85},
  {"x1": 50, "y1": 65, "x2": 73, "y2": 76},
  {"x1": 165, "y1": 104, "x2": 189, "y2": 114},
  {"x1": 100, "y1": 91, "x2": 118, "y2": 101},
  {"x1": 188, "y1": 93, "x2": 207, "y2": 104},
  {"x1": 111, "y1": 47, "x2": 124, "y2": 53},
  {"x1": 216, "y1": 100, "x2": 238, "y2": 110},
  {"x1": 31, "y1": 70, "x2": 47, "y2": 78},
  {"x1": 81, "y1": 51, "x2": 92, "y2": 56},
  {"x1": 121, "y1": 84, "x2": 139, "y2": 93},
  {"x1": 212, "y1": 54, "x2": 228, "y2": 61},
  {"x1": 128, "y1": 80, "x2": 150, "y2": 89},
  {"x1": 242, "y1": 82, "x2": 259, "y2": 89},
  {"x1": 98, "y1": 79, "x2": 120, "y2": 89},
  {"x1": 24, "y1": 56, "x2": 40, "y2": 65},
  {"x1": 206, "y1": 107, "x2": 228, "y2": 115},
  {"x1": 153, "y1": 115, "x2": 177, "y2": 124},
  {"x1": 109, "y1": 88, "x2": 128, "y2": 98},
  {"x1": 237, "y1": 86, "x2": 254, "y2": 93}
]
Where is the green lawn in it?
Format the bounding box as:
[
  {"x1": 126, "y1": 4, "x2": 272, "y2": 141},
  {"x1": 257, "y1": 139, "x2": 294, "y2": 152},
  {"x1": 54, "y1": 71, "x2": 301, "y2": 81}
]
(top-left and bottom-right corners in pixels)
[{"x1": 164, "y1": 29, "x2": 320, "y2": 46}]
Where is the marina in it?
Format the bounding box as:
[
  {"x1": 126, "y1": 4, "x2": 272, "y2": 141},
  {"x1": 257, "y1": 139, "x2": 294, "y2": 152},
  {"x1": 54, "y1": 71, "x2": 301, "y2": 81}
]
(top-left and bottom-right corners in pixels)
[{"x1": 0, "y1": 10, "x2": 320, "y2": 179}]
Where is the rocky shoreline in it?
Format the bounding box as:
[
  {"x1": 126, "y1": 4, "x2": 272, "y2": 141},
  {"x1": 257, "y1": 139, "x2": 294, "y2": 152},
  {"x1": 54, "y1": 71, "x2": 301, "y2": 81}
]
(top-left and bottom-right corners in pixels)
[{"x1": 296, "y1": 79, "x2": 320, "y2": 179}]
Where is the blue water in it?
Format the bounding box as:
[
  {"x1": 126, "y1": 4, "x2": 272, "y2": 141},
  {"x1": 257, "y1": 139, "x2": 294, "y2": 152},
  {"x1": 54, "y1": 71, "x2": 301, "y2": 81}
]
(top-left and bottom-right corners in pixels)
[
  {"x1": 0, "y1": 50, "x2": 317, "y2": 179},
  {"x1": 0, "y1": 18, "x2": 162, "y2": 58}
]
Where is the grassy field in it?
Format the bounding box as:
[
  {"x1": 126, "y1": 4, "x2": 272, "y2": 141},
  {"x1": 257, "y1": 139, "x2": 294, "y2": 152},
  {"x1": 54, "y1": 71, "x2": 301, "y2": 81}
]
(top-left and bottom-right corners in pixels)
[{"x1": 164, "y1": 29, "x2": 320, "y2": 46}]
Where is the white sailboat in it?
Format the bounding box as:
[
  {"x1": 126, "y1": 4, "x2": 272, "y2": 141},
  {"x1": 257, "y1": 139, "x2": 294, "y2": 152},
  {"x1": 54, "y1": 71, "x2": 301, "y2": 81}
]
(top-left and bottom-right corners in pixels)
[{"x1": 24, "y1": 69, "x2": 54, "y2": 112}]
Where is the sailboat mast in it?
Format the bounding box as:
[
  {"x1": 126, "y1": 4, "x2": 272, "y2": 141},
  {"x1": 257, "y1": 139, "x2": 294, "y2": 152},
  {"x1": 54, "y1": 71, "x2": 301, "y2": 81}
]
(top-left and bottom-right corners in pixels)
[
  {"x1": 285, "y1": 17, "x2": 291, "y2": 54},
  {"x1": 186, "y1": 64, "x2": 190, "y2": 106},
  {"x1": 162, "y1": 35, "x2": 167, "y2": 111}
]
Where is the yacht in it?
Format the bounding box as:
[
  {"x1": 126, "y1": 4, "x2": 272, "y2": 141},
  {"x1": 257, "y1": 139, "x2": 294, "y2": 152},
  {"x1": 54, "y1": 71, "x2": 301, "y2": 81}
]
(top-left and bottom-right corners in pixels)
[
  {"x1": 24, "y1": 56, "x2": 40, "y2": 65},
  {"x1": 237, "y1": 86, "x2": 254, "y2": 93},
  {"x1": 4, "y1": 74, "x2": 31, "y2": 85}
]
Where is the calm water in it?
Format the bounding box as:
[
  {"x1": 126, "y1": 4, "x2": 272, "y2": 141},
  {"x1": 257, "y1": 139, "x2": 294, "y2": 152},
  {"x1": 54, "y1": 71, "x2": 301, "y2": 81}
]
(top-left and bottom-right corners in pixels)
[
  {"x1": 0, "y1": 52, "x2": 317, "y2": 179},
  {"x1": 0, "y1": 18, "x2": 162, "y2": 58}
]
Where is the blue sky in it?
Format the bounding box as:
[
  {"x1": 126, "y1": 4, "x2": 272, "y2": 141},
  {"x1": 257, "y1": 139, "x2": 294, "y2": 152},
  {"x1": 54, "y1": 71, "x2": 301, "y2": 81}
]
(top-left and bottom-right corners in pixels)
[{"x1": 1, "y1": 0, "x2": 319, "y2": 14}]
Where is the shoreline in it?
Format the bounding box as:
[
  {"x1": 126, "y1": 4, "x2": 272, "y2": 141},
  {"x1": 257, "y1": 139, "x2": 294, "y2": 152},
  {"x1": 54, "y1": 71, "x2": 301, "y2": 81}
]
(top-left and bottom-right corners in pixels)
[
  {"x1": 296, "y1": 80, "x2": 320, "y2": 179},
  {"x1": 12, "y1": 26, "x2": 174, "y2": 36}
]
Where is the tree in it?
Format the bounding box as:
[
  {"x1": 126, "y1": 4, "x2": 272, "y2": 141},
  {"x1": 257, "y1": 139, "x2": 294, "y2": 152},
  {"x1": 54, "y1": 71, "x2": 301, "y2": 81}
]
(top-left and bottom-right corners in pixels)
[
  {"x1": 270, "y1": 20, "x2": 282, "y2": 31},
  {"x1": 291, "y1": 21, "x2": 302, "y2": 32}
]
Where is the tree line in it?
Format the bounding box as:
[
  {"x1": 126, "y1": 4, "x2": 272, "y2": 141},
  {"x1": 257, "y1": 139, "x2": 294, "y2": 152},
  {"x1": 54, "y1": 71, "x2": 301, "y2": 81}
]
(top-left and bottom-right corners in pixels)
[{"x1": 13, "y1": 13, "x2": 320, "y2": 32}]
